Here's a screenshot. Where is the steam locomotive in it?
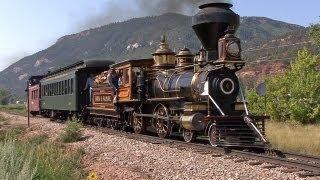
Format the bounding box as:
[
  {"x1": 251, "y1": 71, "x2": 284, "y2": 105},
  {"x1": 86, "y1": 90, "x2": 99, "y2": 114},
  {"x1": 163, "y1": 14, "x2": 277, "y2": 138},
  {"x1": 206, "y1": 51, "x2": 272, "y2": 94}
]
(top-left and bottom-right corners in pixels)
[{"x1": 27, "y1": 1, "x2": 268, "y2": 147}]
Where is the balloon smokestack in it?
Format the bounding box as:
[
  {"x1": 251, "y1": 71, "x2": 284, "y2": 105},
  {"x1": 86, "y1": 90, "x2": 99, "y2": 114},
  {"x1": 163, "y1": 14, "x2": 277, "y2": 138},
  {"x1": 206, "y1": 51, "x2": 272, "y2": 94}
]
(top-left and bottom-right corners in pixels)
[{"x1": 192, "y1": 1, "x2": 240, "y2": 61}]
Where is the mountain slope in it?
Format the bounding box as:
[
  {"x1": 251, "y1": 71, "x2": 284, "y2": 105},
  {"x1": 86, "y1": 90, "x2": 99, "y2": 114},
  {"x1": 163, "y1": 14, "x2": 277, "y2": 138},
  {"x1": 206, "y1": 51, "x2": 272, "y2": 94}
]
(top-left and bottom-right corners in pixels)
[{"x1": 0, "y1": 13, "x2": 307, "y2": 98}]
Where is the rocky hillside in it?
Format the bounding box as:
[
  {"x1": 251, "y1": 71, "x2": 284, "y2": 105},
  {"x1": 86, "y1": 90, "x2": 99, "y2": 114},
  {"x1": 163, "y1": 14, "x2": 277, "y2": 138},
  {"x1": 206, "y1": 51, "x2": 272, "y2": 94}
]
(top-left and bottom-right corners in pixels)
[{"x1": 0, "y1": 13, "x2": 310, "y2": 98}]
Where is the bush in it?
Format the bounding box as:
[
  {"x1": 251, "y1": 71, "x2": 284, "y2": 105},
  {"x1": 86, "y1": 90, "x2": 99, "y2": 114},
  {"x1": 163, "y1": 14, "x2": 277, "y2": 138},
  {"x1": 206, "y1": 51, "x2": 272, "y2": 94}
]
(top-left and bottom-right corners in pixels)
[
  {"x1": 0, "y1": 131, "x2": 86, "y2": 180},
  {"x1": 267, "y1": 49, "x2": 320, "y2": 123},
  {"x1": 60, "y1": 120, "x2": 84, "y2": 143},
  {"x1": 246, "y1": 89, "x2": 266, "y2": 116},
  {"x1": 0, "y1": 127, "x2": 35, "y2": 179},
  {"x1": 247, "y1": 49, "x2": 320, "y2": 124},
  {"x1": 309, "y1": 24, "x2": 320, "y2": 47},
  {"x1": 0, "y1": 90, "x2": 10, "y2": 105},
  {"x1": 33, "y1": 141, "x2": 85, "y2": 179}
]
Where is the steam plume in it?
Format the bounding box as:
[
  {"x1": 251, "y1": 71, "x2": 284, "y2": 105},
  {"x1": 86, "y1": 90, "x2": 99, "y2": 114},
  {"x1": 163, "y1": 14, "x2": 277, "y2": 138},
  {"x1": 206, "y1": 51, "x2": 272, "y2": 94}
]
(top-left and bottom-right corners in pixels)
[{"x1": 76, "y1": 0, "x2": 233, "y2": 31}]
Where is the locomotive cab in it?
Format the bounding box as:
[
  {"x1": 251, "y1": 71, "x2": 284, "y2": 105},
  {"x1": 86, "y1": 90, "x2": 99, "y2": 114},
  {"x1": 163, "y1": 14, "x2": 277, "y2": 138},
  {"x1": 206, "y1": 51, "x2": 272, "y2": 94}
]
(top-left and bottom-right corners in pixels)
[
  {"x1": 111, "y1": 59, "x2": 154, "y2": 103},
  {"x1": 89, "y1": 59, "x2": 154, "y2": 126}
]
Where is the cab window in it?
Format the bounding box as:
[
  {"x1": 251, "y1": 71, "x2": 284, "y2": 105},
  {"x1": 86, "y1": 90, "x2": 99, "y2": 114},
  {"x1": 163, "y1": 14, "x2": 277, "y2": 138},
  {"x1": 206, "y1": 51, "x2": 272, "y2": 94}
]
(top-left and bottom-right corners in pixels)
[{"x1": 122, "y1": 68, "x2": 130, "y2": 85}]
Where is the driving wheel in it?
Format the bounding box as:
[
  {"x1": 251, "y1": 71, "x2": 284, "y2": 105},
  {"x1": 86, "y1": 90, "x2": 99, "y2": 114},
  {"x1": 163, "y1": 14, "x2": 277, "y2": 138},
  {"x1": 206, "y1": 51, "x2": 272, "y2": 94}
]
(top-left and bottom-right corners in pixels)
[
  {"x1": 133, "y1": 108, "x2": 145, "y2": 134},
  {"x1": 154, "y1": 105, "x2": 171, "y2": 138}
]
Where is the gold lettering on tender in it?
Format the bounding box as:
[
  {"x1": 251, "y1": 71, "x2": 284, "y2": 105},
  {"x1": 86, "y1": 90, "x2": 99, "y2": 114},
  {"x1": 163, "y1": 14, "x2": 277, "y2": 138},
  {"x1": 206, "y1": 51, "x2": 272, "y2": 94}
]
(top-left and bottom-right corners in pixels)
[{"x1": 94, "y1": 94, "x2": 112, "y2": 103}]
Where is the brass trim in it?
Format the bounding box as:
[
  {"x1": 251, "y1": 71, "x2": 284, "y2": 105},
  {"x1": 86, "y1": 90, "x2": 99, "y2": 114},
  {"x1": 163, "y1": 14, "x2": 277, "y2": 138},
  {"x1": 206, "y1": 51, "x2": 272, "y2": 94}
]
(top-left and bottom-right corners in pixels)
[
  {"x1": 191, "y1": 72, "x2": 200, "y2": 100},
  {"x1": 175, "y1": 72, "x2": 185, "y2": 97}
]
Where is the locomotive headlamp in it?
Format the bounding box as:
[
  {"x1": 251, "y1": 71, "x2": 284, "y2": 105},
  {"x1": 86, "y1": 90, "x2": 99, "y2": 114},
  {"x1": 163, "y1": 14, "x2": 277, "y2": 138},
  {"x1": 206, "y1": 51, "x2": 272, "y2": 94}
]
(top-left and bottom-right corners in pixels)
[
  {"x1": 218, "y1": 33, "x2": 242, "y2": 61},
  {"x1": 227, "y1": 41, "x2": 240, "y2": 57}
]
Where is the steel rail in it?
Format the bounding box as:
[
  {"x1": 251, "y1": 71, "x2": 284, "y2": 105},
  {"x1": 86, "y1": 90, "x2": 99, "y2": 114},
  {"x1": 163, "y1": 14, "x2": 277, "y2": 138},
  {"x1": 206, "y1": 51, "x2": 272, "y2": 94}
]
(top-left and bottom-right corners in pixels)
[{"x1": 281, "y1": 152, "x2": 320, "y2": 165}]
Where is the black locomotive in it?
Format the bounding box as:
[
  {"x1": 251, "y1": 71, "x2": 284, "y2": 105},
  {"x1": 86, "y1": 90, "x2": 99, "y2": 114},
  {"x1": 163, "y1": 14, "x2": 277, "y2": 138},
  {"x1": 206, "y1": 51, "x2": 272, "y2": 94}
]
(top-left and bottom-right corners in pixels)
[{"x1": 27, "y1": 1, "x2": 268, "y2": 148}]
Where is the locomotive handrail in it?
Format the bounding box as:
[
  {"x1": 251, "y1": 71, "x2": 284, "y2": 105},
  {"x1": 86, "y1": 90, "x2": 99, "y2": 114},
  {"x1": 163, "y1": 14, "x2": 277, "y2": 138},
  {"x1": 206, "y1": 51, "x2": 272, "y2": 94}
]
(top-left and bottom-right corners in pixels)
[
  {"x1": 201, "y1": 81, "x2": 226, "y2": 116},
  {"x1": 146, "y1": 97, "x2": 185, "y2": 102},
  {"x1": 208, "y1": 94, "x2": 226, "y2": 116},
  {"x1": 164, "y1": 70, "x2": 178, "y2": 91},
  {"x1": 244, "y1": 116, "x2": 268, "y2": 144}
]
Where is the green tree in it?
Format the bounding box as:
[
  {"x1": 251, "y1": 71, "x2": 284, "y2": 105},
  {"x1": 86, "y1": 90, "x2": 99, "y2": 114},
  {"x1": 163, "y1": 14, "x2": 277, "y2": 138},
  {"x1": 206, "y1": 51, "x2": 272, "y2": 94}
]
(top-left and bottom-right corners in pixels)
[
  {"x1": 247, "y1": 49, "x2": 320, "y2": 124},
  {"x1": 0, "y1": 89, "x2": 10, "y2": 105},
  {"x1": 309, "y1": 23, "x2": 320, "y2": 46},
  {"x1": 246, "y1": 89, "x2": 266, "y2": 116}
]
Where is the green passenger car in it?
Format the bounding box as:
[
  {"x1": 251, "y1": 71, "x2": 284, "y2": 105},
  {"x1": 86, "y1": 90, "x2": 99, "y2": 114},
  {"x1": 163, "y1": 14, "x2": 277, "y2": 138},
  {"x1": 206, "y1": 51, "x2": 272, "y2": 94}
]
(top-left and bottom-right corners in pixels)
[{"x1": 40, "y1": 60, "x2": 113, "y2": 118}]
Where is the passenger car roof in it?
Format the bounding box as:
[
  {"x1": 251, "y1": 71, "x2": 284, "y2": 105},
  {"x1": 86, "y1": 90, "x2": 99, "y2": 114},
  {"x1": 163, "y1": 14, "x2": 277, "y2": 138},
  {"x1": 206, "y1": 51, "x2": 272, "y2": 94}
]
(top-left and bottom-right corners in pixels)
[{"x1": 44, "y1": 59, "x2": 114, "y2": 77}]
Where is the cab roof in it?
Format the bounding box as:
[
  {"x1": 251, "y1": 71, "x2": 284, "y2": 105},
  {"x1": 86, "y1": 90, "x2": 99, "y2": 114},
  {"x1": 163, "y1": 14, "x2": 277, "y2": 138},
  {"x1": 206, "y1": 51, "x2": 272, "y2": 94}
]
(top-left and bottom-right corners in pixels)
[{"x1": 111, "y1": 58, "x2": 154, "y2": 69}]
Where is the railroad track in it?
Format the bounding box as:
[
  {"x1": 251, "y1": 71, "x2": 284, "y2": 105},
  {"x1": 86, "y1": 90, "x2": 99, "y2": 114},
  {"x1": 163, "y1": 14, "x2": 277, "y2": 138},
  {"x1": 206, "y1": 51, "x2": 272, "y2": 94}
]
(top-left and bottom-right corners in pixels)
[{"x1": 92, "y1": 126, "x2": 320, "y2": 178}]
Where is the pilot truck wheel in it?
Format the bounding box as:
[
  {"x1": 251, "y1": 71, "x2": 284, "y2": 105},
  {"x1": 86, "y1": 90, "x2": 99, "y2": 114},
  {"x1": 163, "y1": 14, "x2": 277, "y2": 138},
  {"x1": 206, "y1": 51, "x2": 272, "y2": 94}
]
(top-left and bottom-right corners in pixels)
[
  {"x1": 208, "y1": 123, "x2": 219, "y2": 147},
  {"x1": 183, "y1": 129, "x2": 197, "y2": 143}
]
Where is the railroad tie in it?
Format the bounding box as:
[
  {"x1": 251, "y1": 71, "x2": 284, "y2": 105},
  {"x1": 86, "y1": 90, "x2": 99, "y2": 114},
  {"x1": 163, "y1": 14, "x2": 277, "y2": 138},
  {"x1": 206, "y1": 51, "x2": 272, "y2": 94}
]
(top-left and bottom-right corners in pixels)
[
  {"x1": 249, "y1": 161, "x2": 263, "y2": 166},
  {"x1": 211, "y1": 154, "x2": 223, "y2": 158},
  {"x1": 234, "y1": 159, "x2": 247, "y2": 163},
  {"x1": 280, "y1": 168, "x2": 300, "y2": 173},
  {"x1": 262, "y1": 165, "x2": 278, "y2": 169}
]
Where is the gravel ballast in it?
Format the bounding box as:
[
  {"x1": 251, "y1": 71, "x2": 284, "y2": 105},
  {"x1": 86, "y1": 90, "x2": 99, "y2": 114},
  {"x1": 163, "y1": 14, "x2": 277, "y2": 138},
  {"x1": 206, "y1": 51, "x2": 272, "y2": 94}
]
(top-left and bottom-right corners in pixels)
[{"x1": 0, "y1": 112, "x2": 316, "y2": 180}]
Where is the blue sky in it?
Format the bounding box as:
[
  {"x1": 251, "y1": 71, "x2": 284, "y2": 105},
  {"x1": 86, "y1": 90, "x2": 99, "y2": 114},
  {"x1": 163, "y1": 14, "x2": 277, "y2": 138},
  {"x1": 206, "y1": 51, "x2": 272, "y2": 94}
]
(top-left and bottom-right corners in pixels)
[{"x1": 0, "y1": 0, "x2": 319, "y2": 71}]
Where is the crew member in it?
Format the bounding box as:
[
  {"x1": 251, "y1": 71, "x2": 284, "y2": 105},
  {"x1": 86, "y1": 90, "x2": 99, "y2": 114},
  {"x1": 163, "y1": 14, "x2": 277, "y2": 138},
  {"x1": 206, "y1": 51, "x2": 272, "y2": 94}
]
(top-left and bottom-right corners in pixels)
[
  {"x1": 117, "y1": 69, "x2": 123, "y2": 86},
  {"x1": 84, "y1": 74, "x2": 94, "y2": 105},
  {"x1": 107, "y1": 68, "x2": 118, "y2": 95}
]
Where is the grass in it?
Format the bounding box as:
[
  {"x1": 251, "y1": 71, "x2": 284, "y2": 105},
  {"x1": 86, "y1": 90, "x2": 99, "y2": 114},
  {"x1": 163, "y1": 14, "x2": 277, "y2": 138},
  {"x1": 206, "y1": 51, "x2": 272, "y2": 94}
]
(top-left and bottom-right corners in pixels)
[
  {"x1": 0, "y1": 114, "x2": 9, "y2": 126},
  {"x1": 0, "y1": 126, "x2": 86, "y2": 180},
  {"x1": 0, "y1": 139, "x2": 36, "y2": 179},
  {"x1": 0, "y1": 114, "x2": 7, "y2": 122},
  {"x1": 0, "y1": 104, "x2": 27, "y2": 116},
  {"x1": 60, "y1": 120, "x2": 84, "y2": 143},
  {"x1": 0, "y1": 125, "x2": 26, "y2": 142},
  {"x1": 266, "y1": 121, "x2": 320, "y2": 156}
]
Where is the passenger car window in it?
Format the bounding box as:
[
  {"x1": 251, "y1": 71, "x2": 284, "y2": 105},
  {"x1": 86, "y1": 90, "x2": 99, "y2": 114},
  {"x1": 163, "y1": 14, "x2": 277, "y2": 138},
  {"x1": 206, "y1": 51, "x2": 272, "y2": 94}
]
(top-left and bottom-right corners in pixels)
[
  {"x1": 71, "y1": 79, "x2": 74, "y2": 94},
  {"x1": 64, "y1": 80, "x2": 68, "y2": 94}
]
